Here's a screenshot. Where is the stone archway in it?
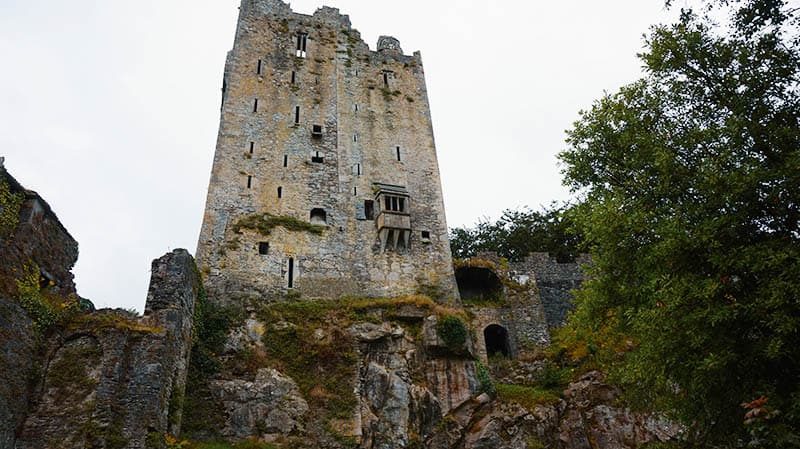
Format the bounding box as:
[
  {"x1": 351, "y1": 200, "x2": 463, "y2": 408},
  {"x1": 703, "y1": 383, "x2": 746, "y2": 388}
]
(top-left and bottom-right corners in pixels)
[{"x1": 484, "y1": 324, "x2": 510, "y2": 358}]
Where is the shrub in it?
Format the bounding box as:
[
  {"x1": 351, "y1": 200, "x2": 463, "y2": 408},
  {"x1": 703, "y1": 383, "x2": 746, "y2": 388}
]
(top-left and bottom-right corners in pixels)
[{"x1": 436, "y1": 315, "x2": 468, "y2": 351}]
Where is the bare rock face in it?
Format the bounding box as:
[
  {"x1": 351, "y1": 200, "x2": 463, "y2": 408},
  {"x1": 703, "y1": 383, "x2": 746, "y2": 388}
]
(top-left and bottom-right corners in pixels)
[
  {"x1": 428, "y1": 370, "x2": 682, "y2": 449},
  {"x1": 0, "y1": 298, "x2": 37, "y2": 449},
  {"x1": 212, "y1": 368, "x2": 308, "y2": 441}
]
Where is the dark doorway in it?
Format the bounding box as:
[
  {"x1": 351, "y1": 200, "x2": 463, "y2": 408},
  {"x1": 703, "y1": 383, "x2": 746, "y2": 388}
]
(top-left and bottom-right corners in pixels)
[
  {"x1": 455, "y1": 266, "x2": 502, "y2": 301},
  {"x1": 484, "y1": 324, "x2": 510, "y2": 358}
]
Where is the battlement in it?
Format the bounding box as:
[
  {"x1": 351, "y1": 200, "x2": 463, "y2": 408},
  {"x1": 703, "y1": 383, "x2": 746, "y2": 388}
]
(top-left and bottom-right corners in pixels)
[{"x1": 197, "y1": 0, "x2": 457, "y2": 302}]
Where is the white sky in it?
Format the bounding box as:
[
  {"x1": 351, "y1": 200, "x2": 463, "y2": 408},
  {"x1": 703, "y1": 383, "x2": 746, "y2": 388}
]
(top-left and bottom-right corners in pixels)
[{"x1": 0, "y1": 0, "x2": 677, "y2": 311}]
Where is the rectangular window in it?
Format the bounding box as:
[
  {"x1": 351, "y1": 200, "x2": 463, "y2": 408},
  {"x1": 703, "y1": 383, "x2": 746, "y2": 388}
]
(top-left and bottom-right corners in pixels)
[
  {"x1": 247, "y1": 175, "x2": 252, "y2": 189},
  {"x1": 399, "y1": 197, "x2": 405, "y2": 212},
  {"x1": 296, "y1": 33, "x2": 307, "y2": 58},
  {"x1": 396, "y1": 146, "x2": 401, "y2": 161},
  {"x1": 294, "y1": 106, "x2": 300, "y2": 124},
  {"x1": 353, "y1": 133, "x2": 358, "y2": 142},
  {"x1": 364, "y1": 200, "x2": 374, "y2": 219},
  {"x1": 311, "y1": 151, "x2": 323, "y2": 163},
  {"x1": 356, "y1": 163, "x2": 361, "y2": 176},
  {"x1": 277, "y1": 186, "x2": 282, "y2": 198},
  {"x1": 383, "y1": 71, "x2": 389, "y2": 86},
  {"x1": 291, "y1": 71, "x2": 296, "y2": 84},
  {"x1": 258, "y1": 242, "x2": 269, "y2": 254},
  {"x1": 249, "y1": 142, "x2": 254, "y2": 153},
  {"x1": 287, "y1": 257, "x2": 294, "y2": 288},
  {"x1": 283, "y1": 155, "x2": 288, "y2": 167},
  {"x1": 312, "y1": 124, "x2": 323, "y2": 136},
  {"x1": 253, "y1": 98, "x2": 258, "y2": 112},
  {"x1": 385, "y1": 197, "x2": 391, "y2": 210},
  {"x1": 257, "y1": 59, "x2": 262, "y2": 75},
  {"x1": 353, "y1": 187, "x2": 357, "y2": 196},
  {"x1": 354, "y1": 104, "x2": 359, "y2": 112}
]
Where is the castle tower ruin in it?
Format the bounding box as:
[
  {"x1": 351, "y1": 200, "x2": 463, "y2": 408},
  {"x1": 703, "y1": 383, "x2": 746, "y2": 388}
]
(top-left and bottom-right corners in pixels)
[{"x1": 196, "y1": 0, "x2": 458, "y2": 301}]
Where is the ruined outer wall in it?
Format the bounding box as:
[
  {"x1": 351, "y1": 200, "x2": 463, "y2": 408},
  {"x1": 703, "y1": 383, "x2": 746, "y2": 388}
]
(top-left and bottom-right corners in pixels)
[
  {"x1": 15, "y1": 250, "x2": 199, "y2": 449},
  {"x1": 519, "y1": 253, "x2": 589, "y2": 329},
  {"x1": 196, "y1": 0, "x2": 457, "y2": 302}
]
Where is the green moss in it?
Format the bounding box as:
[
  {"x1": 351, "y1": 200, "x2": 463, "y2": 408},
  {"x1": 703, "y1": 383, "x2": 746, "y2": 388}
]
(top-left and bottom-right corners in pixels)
[
  {"x1": 435, "y1": 315, "x2": 468, "y2": 351},
  {"x1": 0, "y1": 175, "x2": 23, "y2": 237},
  {"x1": 475, "y1": 360, "x2": 496, "y2": 395},
  {"x1": 232, "y1": 213, "x2": 324, "y2": 237},
  {"x1": 16, "y1": 261, "x2": 77, "y2": 334},
  {"x1": 495, "y1": 383, "x2": 561, "y2": 410}
]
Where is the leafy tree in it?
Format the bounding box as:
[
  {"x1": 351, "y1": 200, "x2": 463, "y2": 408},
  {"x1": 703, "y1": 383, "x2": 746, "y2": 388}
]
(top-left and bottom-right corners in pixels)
[
  {"x1": 560, "y1": 1, "x2": 800, "y2": 446},
  {"x1": 449, "y1": 202, "x2": 584, "y2": 262}
]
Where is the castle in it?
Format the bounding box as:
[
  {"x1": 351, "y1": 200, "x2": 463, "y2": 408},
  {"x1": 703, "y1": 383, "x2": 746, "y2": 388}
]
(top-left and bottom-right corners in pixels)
[{"x1": 196, "y1": 0, "x2": 458, "y2": 302}]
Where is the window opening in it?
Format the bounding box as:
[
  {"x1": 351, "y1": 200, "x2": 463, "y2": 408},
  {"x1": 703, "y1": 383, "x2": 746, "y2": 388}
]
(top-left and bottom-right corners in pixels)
[
  {"x1": 277, "y1": 186, "x2": 282, "y2": 198},
  {"x1": 383, "y1": 72, "x2": 389, "y2": 86},
  {"x1": 310, "y1": 208, "x2": 327, "y2": 225},
  {"x1": 312, "y1": 124, "x2": 323, "y2": 136},
  {"x1": 249, "y1": 142, "x2": 254, "y2": 153},
  {"x1": 283, "y1": 155, "x2": 288, "y2": 167},
  {"x1": 364, "y1": 200, "x2": 374, "y2": 220},
  {"x1": 396, "y1": 146, "x2": 401, "y2": 161},
  {"x1": 354, "y1": 104, "x2": 359, "y2": 112},
  {"x1": 296, "y1": 33, "x2": 307, "y2": 58},
  {"x1": 291, "y1": 71, "x2": 296, "y2": 84},
  {"x1": 421, "y1": 231, "x2": 430, "y2": 239},
  {"x1": 247, "y1": 175, "x2": 252, "y2": 189},
  {"x1": 399, "y1": 197, "x2": 405, "y2": 212},
  {"x1": 294, "y1": 106, "x2": 300, "y2": 124},
  {"x1": 287, "y1": 257, "x2": 294, "y2": 288},
  {"x1": 353, "y1": 187, "x2": 357, "y2": 196},
  {"x1": 253, "y1": 98, "x2": 258, "y2": 112},
  {"x1": 353, "y1": 133, "x2": 358, "y2": 142},
  {"x1": 257, "y1": 59, "x2": 262, "y2": 75},
  {"x1": 311, "y1": 151, "x2": 323, "y2": 163},
  {"x1": 357, "y1": 163, "x2": 361, "y2": 176},
  {"x1": 258, "y1": 242, "x2": 269, "y2": 254}
]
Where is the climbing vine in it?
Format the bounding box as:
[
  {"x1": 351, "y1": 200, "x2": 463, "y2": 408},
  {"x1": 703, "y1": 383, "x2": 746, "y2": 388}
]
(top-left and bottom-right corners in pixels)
[{"x1": 0, "y1": 176, "x2": 24, "y2": 237}]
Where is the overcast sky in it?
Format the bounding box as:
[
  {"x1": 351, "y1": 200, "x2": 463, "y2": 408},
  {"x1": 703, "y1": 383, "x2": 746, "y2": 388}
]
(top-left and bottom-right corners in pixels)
[{"x1": 0, "y1": 0, "x2": 678, "y2": 311}]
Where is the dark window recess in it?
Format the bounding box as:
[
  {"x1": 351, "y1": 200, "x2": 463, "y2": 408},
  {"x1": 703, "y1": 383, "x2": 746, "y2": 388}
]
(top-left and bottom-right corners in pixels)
[
  {"x1": 294, "y1": 106, "x2": 300, "y2": 124},
  {"x1": 283, "y1": 155, "x2": 288, "y2": 167},
  {"x1": 354, "y1": 104, "x2": 359, "y2": 112},
  {"x1": 383, "y1": 71, "x2": 390, "y2": 86},
  {"x1": 291, "y1": 71, "x2": 296, "y2": 84},
  {"x1": 258, "y1": 242, "x2": 269, "y2": 254},
  {"x1": 287, "y1": 257, "x2": 294, "y2": 288},
  {"x1": 421, "y1": 231, "x2": 431, "y2": 239},
  {"x1": 364, "y1": 200, "x2": 374, "y2": 220},
  {"x1": 296, "y1": 33, "x2": 307, "y2": 58},
  {"x1": 357, "y1": 163, "x2": 362, "y2": 175},
  {"x1": 396, "y1": 146, "x2": 401, "y2": 161},
  {"x1": 353, "y1": 187, "x2": 357, "y2": 196},
  {"x1": 249, "y1": 142, "x2": 254, "y2": 153},
  {"x1": 383, "y1": 196, "x2": 405, "y2": 212},
  {"x1": 257, "y1": 59, "x2": 262, "y2": 74},
  {"x1": 310, "y1": 208, "x2": 327, "y2": 225},
  {"x1": 353, "y1": 133, "x2": 358, "y2": 142},
  {"x1": 311, "y1": 151, "x2": 323, "y2": 163},
  {"x1": 253, "y1": 98, "x2": 258, "y2": 112},
  {"x1": 312, "y1": 124, "x2": 323, "y2": 136},
  {"x1": 277, "y1": 186, "x2": 282, "y2": 198},
  {"x1": 247, "y1": 175, "x2": 252, "y2": 189}
]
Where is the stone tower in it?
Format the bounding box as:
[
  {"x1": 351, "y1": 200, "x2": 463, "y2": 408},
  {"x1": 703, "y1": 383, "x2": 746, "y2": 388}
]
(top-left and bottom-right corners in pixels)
[{"x1": 196, "y1": 0, "x2": 458, "y2": 301}]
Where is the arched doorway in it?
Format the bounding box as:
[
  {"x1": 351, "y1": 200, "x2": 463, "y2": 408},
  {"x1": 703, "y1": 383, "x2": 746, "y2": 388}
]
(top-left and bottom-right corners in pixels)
[
  {"x1": 455, "y1": 266, "x2": 502, "y2": 301},
  {"x1": 484, "y1": 324, "x2": 510, "y2": 358}
]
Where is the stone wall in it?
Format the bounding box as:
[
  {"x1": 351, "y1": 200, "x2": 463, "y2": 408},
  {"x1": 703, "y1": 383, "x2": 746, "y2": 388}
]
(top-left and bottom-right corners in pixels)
[
  {"x1": 517, "y1": 253, "x2": 589, "y2": 329},
  {"x1": 195, "y1": 0, "x2": 458, "y2": 303},
  {"x1": 14, "y1": 249, "x2": 199, "y2": 449}
]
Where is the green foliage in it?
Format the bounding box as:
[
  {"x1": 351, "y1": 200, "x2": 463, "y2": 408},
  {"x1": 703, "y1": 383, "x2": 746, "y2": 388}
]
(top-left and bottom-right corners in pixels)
[
  {"x1": 450, "y1": 202, "x2": 584, "y2": 262},
  {"x1": 475, "y1": 360, "x2": 496, "y2": 396},
  {"x1": 0, "y1": 175, "x2": 24, "y2": 237},
  {"x1": 15, "y1": 261, "x2": 76, "y2": 333},
  {"x1": 435, "y1": 315, "x2": 468, "y2": 351},
  {"x1": 495, "y1": 383, "x2": 561, "y2": 410},
  {"x1": 559, "y1": 1, "x2": 800, "y2": 445},
  {"x1": 182, "y1": 292, "x2": 243, "y2": 437},
  {"x1": 232, "y1": 213, "x2": 324, "y2": 237}
]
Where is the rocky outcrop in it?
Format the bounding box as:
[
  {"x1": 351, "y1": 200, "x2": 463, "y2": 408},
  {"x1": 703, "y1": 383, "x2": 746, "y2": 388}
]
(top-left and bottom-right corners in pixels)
[
  {"x1": 14, "y1": 249, "x2": 199, "y2": 449},
  {"x1": 0, "y1": 298, "x2": 36, "y2": 449},
  {"x1": 424, "y1": 371, "x2": 682, "y2": 449}
]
